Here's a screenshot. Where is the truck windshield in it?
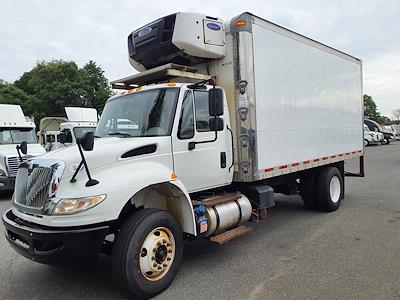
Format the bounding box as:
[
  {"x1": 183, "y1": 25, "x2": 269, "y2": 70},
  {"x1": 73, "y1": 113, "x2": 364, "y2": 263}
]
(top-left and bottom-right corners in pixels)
[
  {"x1": 95, "y1": 88, "x2": 179, "y2": 138},
  {"x1": 0, "y1": 128, "x2": 37, "y2": 144}
]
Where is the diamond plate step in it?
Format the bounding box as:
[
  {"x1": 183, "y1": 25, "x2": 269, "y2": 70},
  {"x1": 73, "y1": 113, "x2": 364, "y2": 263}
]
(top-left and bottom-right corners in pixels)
[{"x1": 210, "y1": 225, "x2": 252, "y2": 245}]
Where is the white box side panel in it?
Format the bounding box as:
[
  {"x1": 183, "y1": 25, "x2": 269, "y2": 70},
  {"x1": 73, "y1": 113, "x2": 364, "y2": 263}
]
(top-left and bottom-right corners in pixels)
[{"x1": 252, "y1": 24, "x2": 363, "y2": 171}]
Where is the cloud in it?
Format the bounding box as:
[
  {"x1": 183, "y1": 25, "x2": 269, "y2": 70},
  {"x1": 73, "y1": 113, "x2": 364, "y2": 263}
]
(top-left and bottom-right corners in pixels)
[{"x1": 0, "y1": 0, "x2": 399, "y2": 116}]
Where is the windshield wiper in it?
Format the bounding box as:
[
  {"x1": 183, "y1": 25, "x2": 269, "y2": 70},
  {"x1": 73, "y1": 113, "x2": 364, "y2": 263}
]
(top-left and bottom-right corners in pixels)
[{"x1": 107, "y1": 132, "x2": 134, "y2": 137}]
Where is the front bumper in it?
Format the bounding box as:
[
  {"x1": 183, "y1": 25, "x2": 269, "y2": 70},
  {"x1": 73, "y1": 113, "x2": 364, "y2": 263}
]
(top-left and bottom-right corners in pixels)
[
  {"x1": 0, "y1": 176, "x2": 15, "y2": 191},
  {"x1": 2, "y1": 209, "x2": 110, "y2": 265}
]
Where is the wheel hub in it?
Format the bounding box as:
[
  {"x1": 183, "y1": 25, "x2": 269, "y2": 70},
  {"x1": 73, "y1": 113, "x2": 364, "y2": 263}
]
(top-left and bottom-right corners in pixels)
[
  {"x1": 155, "y1": 245, "x2": 168, "y2": 264},
  {"x1": 329, "y1": 176, "x2": 341, "y2": 203},
  {"x1": 139, "y1": 227, "x2": 175, "y2": 281}
]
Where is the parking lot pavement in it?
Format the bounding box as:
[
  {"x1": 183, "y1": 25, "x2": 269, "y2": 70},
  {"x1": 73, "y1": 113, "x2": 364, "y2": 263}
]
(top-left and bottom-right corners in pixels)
[{"x1": 1, "y1": 143, "x2": 400, "y2": 300}]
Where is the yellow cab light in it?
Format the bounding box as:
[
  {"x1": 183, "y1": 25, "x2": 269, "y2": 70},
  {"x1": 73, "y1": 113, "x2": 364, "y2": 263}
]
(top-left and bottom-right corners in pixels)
[
  {"x1": 235, "y1": 20, "x2": 247, "y2": 27},
  {"x1": 166, "y1": 83, "x2": 176, "y2": 87}
]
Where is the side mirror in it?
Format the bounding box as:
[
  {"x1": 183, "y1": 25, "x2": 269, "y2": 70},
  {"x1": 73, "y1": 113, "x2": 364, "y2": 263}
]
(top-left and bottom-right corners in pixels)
[
  {"x1": 77, "y1": 131, "x2": 95, "y2": 151},
  {"x1": 19, "y1": 141, "x2": 28, "y2": 155},
  {"x1": 209, "y1": 89, "x2": 224, "y2": 116},
  {"x1": 209, "y1": 118, "x2": 224, "y2": 131},
  {"x1": 58, "y1": 132, "x2": 67, "y2": 144}
]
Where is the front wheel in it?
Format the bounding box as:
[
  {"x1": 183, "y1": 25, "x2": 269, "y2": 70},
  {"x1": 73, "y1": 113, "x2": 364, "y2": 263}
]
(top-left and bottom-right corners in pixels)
[{"x1": 112, "y1": 208, "x2": 183, "y2": 299}]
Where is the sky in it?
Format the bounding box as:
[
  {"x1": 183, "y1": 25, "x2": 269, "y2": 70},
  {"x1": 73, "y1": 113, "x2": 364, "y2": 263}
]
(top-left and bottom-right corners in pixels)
[{"x1": 1, "y1": 0, "x2": 399, "y2": 117}]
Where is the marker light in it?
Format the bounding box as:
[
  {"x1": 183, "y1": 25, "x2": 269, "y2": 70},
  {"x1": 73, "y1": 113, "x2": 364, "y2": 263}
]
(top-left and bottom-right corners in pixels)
[{"x1": 235, "y1": 20, "x2": 247, "y2": 27}]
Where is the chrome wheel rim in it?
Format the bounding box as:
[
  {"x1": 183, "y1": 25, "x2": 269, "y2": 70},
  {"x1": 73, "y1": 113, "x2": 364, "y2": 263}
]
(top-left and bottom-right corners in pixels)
[
  {"x1": 139, "y1": 227, "x2": 175, "y2": 281},
  {"x1": 329, "y1": 176, "x2": 341, "y2": 203}
]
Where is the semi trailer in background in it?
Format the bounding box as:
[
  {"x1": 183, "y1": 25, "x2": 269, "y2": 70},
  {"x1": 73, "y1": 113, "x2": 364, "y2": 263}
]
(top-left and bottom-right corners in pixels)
[
  {"x1": 3, "y1": 12, "x2": 364, "y2": 298},
  {"x1": 0, "y1": 104, "x2": 45, "y2": 191}
]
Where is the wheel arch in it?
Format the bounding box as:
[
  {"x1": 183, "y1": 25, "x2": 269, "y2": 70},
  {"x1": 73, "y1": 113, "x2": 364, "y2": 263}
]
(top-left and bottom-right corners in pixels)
[{"x1": 118, "y1": 181, "x2": 196, "y2": 236}]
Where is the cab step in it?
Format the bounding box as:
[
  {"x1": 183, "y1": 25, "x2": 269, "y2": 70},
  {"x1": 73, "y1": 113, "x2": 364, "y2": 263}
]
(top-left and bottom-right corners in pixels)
[{"x1": 210, "y1": 225, "x2": 252, "y2": 245}]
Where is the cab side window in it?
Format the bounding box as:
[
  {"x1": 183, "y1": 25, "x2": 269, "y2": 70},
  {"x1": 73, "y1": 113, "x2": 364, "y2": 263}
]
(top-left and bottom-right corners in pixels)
[
  {"x1": 178, "y1": 91, "x2": 195, "y2": 139},
  {"x1": 194, "y1": 91, "x2": 211, "y2": 132}
]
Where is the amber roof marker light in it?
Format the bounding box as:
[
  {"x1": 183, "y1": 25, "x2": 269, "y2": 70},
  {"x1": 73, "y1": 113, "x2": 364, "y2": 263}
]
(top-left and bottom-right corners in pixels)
[{"x1": 235, "y1": 20, "x2": 247, "y2": 27}]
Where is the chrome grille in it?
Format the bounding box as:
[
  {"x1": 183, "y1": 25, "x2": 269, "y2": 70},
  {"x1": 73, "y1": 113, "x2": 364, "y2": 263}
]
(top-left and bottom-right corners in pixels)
[
  {"x1": 13, "y1": 160, "x2": 65, "y2": 212},
  {"x1": 6, "y1": 156, "x2": 26, "y2": 177}
]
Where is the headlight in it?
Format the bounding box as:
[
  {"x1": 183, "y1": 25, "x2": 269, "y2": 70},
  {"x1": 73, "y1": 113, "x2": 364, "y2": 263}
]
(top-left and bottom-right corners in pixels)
[
  {"x1": 53, "y1": 194, "x2": 106, "y2": 215},
  {"x1": 0, "y1": 169, "x2": 6, "y2": 176}
]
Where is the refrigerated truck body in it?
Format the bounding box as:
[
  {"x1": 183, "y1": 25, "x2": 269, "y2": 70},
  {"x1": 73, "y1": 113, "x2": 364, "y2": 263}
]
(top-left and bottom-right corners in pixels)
[{"x1": 3, "y1": 12, "x2": 364, "y2": 298}]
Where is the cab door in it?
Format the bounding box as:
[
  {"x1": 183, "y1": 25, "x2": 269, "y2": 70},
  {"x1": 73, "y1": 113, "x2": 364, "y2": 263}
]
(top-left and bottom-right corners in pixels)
[{"x1": 171, "y1": 87, "x2": 232, "y2": 192}]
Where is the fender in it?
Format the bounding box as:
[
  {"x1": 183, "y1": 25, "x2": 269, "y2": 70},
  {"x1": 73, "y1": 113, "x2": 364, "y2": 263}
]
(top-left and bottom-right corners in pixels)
[
  {"x1": 129, "y1": 179, "x2": 196, "y2": 235},
  {"x1": 15, "y1": 160, "x2": 196, "y2": 234}
]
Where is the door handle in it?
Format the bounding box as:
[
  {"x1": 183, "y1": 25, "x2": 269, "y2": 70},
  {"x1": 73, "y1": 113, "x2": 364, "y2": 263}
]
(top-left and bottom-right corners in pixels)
[{"x1": 220, "y1": 152, "x2": 226, "y2": 168}]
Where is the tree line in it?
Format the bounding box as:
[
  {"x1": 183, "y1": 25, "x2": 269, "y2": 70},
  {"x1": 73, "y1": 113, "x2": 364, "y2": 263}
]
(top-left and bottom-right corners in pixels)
[
  {"x1": 363, "y1": 94, "x2": 399, "y2": 125},
  {"x1": 0, "y1": 60, "x2": 113, "y2": 124}
]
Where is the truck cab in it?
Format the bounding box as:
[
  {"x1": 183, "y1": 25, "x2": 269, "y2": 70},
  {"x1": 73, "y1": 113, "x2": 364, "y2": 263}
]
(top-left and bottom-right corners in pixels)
[
  {"x1": 364, "y1": 118, "x2": 395, "y2": 145},
  {"x1": 39, "y1": 107, "x2": 98, "y2": 151},
  {"x1": 0, "y1": 104, "x2": 46, "y2": 191}
]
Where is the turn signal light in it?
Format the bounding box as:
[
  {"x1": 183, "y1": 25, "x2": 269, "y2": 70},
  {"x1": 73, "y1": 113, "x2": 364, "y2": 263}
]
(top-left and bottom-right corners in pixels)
[{"x1": 235, "y1": 20, "x2": 247, "y2": 27}]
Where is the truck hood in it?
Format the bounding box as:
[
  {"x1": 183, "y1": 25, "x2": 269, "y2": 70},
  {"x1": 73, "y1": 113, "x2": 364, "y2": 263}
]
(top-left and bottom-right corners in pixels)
[
  {"x1": 38, "y1": 136, "x2": 171, "y2": 178},
  {"x1": 0, "y1": 143, "x2": 46, "y2": 157}
]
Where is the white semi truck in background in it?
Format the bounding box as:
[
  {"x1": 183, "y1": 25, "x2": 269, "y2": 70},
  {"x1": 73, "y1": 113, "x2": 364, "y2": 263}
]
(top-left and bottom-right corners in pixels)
[
  {"x1": 0, "y1": 104, "x2": 46, "y2": 191},
  {"x1": 3, "y1": 12, "x2": 364, "y2": 298},
  {"x1": 38, "y1": 107, "x2": 98, "y2": 151}
]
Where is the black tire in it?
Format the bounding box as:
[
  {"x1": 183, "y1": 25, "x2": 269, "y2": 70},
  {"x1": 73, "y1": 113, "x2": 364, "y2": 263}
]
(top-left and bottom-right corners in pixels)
[
  {"x1": 299, "y1": 171, "x2": 318, "y2": 210},
  {"x1": 112, "y1": 208, "x2": 183, "y2": 299},
  {"x1": 364, "y1": 139, "x2": 369, "y2": 146},
  {"x1": 315, "y1": 167, "x2": 344, "y2": 212}
]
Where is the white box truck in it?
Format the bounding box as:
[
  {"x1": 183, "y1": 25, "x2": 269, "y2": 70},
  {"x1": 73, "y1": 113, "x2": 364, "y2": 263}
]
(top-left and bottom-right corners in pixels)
[
  {"x1": 2, "y1": 12, "x2": 364, "y2": 298},
  {"x1": 38, "y1": 107, "x2": 98, "y2": 151},
  {"x1": 0, "y1": 104, "x2": 46, "y2": 191}
]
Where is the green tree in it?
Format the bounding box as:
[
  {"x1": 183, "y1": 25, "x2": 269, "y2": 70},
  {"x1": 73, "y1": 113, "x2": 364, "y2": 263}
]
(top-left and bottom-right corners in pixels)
[
  {"x1": 363, "y1": 94, "x2": 382, "y2": 123},
  {"x1": 14, "y1": 60, "x2": 112, "y2": 123},
  {"x1": 0, "y1": 80, "x2": 36, "y2": 113},
  {"x1": 80, "y1": 60, "x2": 113, "y2": 113}
]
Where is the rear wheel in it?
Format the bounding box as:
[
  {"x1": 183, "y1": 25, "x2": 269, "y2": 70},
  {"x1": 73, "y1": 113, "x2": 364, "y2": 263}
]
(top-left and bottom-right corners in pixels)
[
  {"x1": 112, "y1": 208, "x2": 183, "y2": 299},
  {"x1": 299, "y1": 171, "x2": 317, "y2": 210},
  {"x1": 315, "y1": 167, "x2": 344, "y2": 212}
]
